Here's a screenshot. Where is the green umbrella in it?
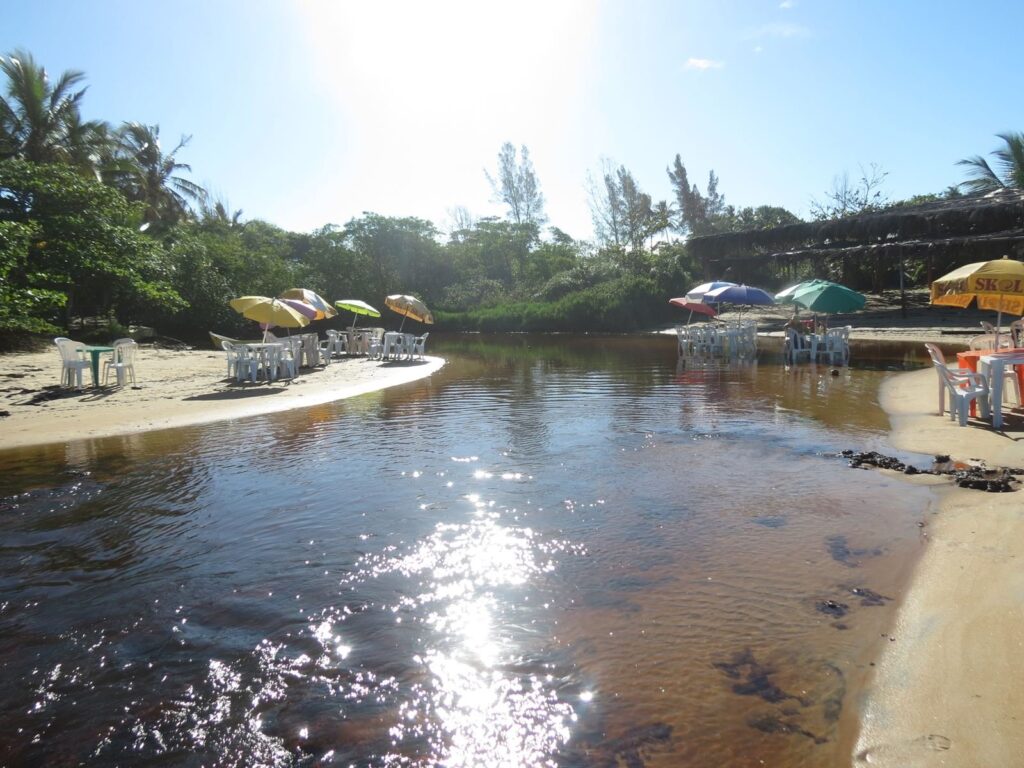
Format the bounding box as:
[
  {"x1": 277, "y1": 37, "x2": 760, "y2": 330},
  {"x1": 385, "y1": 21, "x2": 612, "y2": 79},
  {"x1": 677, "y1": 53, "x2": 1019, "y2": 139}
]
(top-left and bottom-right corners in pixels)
[
  {"x1": 334, "y1": 299, "x2": 381, "y2": 333},
  {"x1": 790, "y1": 280, "x2": 866, "y2": 314},
  {"x1": 774, "y1": 279, "x2": 830, "y2": 305}
]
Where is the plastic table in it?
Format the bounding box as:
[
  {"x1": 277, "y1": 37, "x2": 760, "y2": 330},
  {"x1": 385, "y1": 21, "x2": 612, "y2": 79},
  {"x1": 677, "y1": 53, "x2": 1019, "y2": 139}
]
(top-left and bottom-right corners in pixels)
[
  {"x1": 81, "y1": 345, "x2": 114, "y2": 387},
  {"x1": 957, "y1": 348, "x2": 1024, "y2": 419}
]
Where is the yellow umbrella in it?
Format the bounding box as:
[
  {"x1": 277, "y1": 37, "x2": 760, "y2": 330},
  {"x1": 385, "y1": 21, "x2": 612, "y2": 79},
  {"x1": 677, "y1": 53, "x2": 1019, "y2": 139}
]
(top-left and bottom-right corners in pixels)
[
  {"x1": 279, "y1": 288, "x2": 337, "y2": 319},
  {"x1": 930, "y1": 256, "x2": 1024, "y2": 346},
  {"x1": 385, "y1": 294, "x2": 434, "y2": 331},
  {"x1": 229, "y1": 296, "x2": 310, "y2": 340}
]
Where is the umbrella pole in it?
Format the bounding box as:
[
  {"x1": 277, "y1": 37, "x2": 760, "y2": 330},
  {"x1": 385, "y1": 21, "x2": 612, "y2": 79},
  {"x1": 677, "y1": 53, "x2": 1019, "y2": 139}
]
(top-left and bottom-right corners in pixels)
[
  {"x1": 996, "y1": 297, "x2": 1003, "y2": 349},
  {"x1": 398, "y1": 314, "x2": 407, "y2": 332}
]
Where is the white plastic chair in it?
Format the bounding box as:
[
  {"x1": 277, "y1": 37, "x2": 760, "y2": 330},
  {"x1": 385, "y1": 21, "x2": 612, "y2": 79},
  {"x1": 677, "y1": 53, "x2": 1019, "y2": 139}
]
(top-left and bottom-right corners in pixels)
[
  {"x1": 784, "y1": 328, "x2": 811, "y2": 365},
  {"x1": 968, "y1": 333, "x2": 1012, "y2": 351},
  {"x1": 102, "y1": 338, "x2": 138, "y2": 386},
  {"x1": 924, "y1": 343, "x2": 976, "y2": 416},
  {"x1": 54, "y1": 337, "x2": 90, "y2": 388},
  {"x1": 1010, "y1": 319, "x2": 1024, "y2": 349},
  {"x1": 228, "y1": 343, "x2": 260, "y2": 383},
  {"x1": 821, "y1": 326, "x2": 851, "y2": 366},
  {"x1": 934, "y1": 362, "x2": 989, "y2": 426},
  {"x1": 412, "y1": 332, "x2": 429, "y2": 359}
]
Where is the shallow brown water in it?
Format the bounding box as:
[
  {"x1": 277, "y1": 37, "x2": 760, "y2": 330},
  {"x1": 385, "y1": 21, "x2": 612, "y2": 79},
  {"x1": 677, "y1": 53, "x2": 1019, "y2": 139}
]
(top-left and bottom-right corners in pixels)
[{"x1": 0, "y1": 334, "x2": 936, "y2": 766}]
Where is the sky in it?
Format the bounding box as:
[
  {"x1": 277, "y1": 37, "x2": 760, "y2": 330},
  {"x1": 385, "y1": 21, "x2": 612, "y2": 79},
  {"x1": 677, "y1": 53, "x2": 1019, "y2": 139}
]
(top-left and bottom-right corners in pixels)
[{"x1": 5, "y1": 0, "x2": 1024, "y2": 240}]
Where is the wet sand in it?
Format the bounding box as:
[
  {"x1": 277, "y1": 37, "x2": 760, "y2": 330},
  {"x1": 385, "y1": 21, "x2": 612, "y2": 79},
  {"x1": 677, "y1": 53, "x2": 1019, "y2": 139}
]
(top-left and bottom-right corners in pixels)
[
  {"x1": 0, "y1": 345, "x2": 444, "y2": 450},
  {"x1": 852, "y1": 368, "x2": 1024, "y2": 765}
]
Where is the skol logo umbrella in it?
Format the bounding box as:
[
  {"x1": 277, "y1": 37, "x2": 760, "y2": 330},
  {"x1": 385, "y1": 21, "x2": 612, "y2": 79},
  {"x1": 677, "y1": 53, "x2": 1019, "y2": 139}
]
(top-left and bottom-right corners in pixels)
[{"x1": 931, "y1": 256, "x2": 1024, "y2": 345}]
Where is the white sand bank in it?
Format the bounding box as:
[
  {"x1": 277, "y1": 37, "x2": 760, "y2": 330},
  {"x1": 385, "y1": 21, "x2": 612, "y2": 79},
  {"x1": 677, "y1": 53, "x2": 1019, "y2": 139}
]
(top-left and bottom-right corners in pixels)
[
  {"x1": 0, "y1": 346, "x2": 444, "y2": 450},
  {"x1": 852, "y1": 368, "x2": 1024, "y2": 765}
]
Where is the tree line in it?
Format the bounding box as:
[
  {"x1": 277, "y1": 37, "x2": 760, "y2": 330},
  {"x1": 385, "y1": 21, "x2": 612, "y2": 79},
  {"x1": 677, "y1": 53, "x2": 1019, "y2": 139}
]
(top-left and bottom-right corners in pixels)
[{"x1": 3, "y1": 49, "x2": 1020, "y2": 342}]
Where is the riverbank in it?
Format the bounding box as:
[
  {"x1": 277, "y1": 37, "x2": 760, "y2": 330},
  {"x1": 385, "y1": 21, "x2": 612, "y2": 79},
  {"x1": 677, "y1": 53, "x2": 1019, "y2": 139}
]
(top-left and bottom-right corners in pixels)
[
  {"x1": 0, "y1": 345, "x2": 444, "y2": 450},
  {"x1": 851, "y1": 368, "x2": 1024, "y2": 765}
]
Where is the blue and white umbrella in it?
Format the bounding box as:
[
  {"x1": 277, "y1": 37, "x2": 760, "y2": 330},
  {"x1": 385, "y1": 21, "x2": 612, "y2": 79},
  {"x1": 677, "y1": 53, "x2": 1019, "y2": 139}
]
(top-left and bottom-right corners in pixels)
[
  {"x1": 685, "y1": 281, "x2": 737, "y2": 303},
  {"x1": 702, "y1": 284, "x2": 776, "y2": 306}
]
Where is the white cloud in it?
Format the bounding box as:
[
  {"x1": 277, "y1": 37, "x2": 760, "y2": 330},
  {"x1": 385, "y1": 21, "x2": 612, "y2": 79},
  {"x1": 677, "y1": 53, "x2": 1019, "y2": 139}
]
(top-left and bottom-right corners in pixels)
[
  {"x1": 779, "y1": 0, "x2": 796, "y2": 9},
  {"x1": 685, "y1": 57, "x2": 724, "y2": 71},
  {"x1": 753, "y1": 45, "x2": 764, "y2": 54}
]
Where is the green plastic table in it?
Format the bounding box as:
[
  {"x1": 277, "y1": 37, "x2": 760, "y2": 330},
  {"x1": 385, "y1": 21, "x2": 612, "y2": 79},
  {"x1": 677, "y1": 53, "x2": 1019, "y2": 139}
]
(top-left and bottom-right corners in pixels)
[{"x1": 81, "y1": 345, "x2": 113, "y2": 387}]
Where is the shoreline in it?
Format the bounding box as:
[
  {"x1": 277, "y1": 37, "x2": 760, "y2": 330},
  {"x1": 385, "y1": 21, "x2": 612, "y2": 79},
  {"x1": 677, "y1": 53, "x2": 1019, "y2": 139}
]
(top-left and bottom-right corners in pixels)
[
  {"x1": 0, "y1": 346, "x2": 444, "y2": 450},
  {"x1": 850, "y1": 367, "x2": 1024, "y2": 764}
]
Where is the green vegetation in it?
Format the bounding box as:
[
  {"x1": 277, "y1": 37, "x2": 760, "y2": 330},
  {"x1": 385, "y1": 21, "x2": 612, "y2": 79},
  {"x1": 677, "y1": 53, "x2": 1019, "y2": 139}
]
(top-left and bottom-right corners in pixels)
[{"x1": 0, "y1": 49, "x2": 1009, "y2": 343}]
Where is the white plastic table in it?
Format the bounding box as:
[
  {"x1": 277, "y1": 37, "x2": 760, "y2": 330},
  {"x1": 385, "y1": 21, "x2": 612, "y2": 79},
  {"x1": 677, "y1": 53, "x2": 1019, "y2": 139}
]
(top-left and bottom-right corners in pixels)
[{"x1": 979, "y1": 351, "x2": 1024, "y2": 429}]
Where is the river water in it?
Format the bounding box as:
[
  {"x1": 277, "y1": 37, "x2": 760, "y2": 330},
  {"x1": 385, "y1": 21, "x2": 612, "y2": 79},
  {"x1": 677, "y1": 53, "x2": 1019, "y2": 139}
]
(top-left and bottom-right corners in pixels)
[{"x1": 0, "y1": 334, "x2": 936, "y2": 767}]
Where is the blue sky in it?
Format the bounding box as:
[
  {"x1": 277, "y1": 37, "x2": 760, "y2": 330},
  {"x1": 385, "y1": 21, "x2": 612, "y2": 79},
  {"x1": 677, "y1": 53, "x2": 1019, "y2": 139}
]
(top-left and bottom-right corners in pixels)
[{"x1": 5, "y1": 1, "x2": 1024, "y2": 240}]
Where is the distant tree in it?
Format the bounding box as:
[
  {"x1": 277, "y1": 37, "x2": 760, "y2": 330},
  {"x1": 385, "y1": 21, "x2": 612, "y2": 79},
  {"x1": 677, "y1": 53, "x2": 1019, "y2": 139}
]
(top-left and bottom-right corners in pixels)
[
  {"x1": 587, "y1": 160, "x2": 655, "y2": 253},
  {"x1": 0, "y1": 158, "x2": 183, "y2": 330},
  {"x1": 342, "y1": 213, "x2": 441, "y2": 300},
  {"x1": 445, "y1": 205, "x2": 476, "y2": 240},
  {"x1": 199, "y1": 194, "x2": 244, "y2": 227},
  {"x1": 486, "y1": 142, "x2": 546, "y2": 227},
  {"x1": 587, "y1": 159, "x2": 626, "y2": 248},
  {"x1": 108, "y1": 122, "x2": 206, "y2": 228},
  {"x1": 0, "y1": 49, "x2": 108, "y2": 172},
  {"x1": 957, "y1": 132, "x2": 1024, "y2": 194},
  {"x1": 666, "y1": 155, "x2": 728, "y2": 236},
  {"x1": 810, "y1": 163, "x2": 888, "y2": 220},
  {"x1": 715, "y1": 205, "x2": 801, "y2": 232}
]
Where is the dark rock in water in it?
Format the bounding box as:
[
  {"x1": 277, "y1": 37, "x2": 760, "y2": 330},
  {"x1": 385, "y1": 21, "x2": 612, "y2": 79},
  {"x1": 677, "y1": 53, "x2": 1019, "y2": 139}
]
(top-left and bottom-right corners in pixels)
[
  {"x1": 816, "y1": 599, "x2": 848, "y2": 618},
  {"x1": 826, "y1": 535, "x2": 881, "y2": 567},
  {"x1": 0, "y1": 409, "x2": 9, "y2": 417},
  {"x1": 753, "y1": 516, "x2": 787, "y2": 529},
  {"x1": 747, "y1": 714, "x2": 826, "y2": 744},
  {"x1": 841, "y1": 449, "x2": 1020, "y2": 492},
  {"x1": 572, "y1": 722, "x2": 673, "y2": 768},
  {"x1": 952, "y1": 466, "x2": 1017, "y2": 492},
  {"x1": 849, "y1": 586, "x2": 890, "y2": 606},
  {"x1": 842, "y1": 450, "x2": 911, "y2": 472},
  {"x1": 713, "y1": 648, "x2": 806, "y2": 705}
]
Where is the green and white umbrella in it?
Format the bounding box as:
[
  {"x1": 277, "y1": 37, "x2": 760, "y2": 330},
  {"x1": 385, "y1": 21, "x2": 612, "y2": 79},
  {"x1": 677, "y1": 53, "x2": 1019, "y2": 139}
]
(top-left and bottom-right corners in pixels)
[
  {"x1": 789, "y1": 280, "x2": 866, "y2": 314},
  {"x1": 334, "y1": 299, "x2": 381, "y2": 333}
]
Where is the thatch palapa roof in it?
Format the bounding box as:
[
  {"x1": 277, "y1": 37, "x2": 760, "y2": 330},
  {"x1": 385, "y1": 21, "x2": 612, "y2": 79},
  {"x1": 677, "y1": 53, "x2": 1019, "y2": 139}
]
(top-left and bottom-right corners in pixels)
[{"x1": 688, "y1": 188, "x2": 1024, "y2": 274}]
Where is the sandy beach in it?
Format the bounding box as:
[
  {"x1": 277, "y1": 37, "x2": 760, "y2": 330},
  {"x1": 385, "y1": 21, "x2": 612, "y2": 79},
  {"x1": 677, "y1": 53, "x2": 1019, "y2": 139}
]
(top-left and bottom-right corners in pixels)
[
  {"x1": 850, "y1": 367, "x2": 1024, "y2": 765},
  {"x1": 0, "y1": 344, "x2": 444, "y2": 450}
]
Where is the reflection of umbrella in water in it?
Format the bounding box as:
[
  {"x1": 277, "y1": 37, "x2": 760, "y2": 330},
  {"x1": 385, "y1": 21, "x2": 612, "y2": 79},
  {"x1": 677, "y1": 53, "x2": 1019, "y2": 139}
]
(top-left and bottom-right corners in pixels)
[
  {"x1": 279, "y1": 288, "x2": 337, "y2": 320},
  {"x1": 335, "y1": 299, "x2": 381, "y2": 333},
  {"x1": 931, "y1": 256, "x2": 1024, "y2": 348},
  {"x1": 385, "y1": 294, "x2": 434, "y2": 332},
  {"x1": 229, "y1": 296, "x2": 310, "y2": 340},
  {"x1": 669, "y1": 297, "x2": 717, "y2": 325}
]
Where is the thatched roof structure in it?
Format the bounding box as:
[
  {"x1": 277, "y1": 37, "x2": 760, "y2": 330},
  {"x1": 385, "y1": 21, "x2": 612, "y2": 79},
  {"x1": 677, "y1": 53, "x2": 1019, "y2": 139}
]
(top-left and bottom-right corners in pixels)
[{"x1": 688, "y1": 189, "x2": 1024, "y2": 278}]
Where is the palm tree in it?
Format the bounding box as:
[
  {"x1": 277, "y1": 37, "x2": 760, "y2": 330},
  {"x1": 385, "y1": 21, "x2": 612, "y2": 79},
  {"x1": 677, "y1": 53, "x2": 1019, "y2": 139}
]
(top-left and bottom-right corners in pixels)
[
  {"x1": 110, "y1": 122, "x2": 206, "y2": 227},
  {"x1": 0, "y1": 49, "x2": 108, "y2": 170},
  {"x1": 957, "y1": 132, "x2": 1024, "y2": 194}
]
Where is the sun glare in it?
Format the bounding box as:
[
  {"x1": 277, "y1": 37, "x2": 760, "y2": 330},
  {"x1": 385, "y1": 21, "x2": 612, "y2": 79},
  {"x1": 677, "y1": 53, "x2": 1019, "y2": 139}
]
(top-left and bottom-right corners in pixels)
[{"x1": 294, "y1": 0, "x2": 597, "y2": 229}]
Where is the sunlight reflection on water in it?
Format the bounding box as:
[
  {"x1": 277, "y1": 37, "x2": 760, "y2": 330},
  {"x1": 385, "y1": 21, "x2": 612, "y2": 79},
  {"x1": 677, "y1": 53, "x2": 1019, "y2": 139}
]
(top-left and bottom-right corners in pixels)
[{"x1": 0, "y1": 335, "x2": 935, "y2": 767}]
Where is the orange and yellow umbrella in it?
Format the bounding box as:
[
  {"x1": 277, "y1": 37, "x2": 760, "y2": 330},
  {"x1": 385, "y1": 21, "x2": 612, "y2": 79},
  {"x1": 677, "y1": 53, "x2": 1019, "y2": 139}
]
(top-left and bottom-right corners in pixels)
[
  {"x1": 931, "y1": 256, "x2": 1024, "y2": 344},
  {"x1": 931, "y1": 256, "x2": 1024, "y2": 314}
]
